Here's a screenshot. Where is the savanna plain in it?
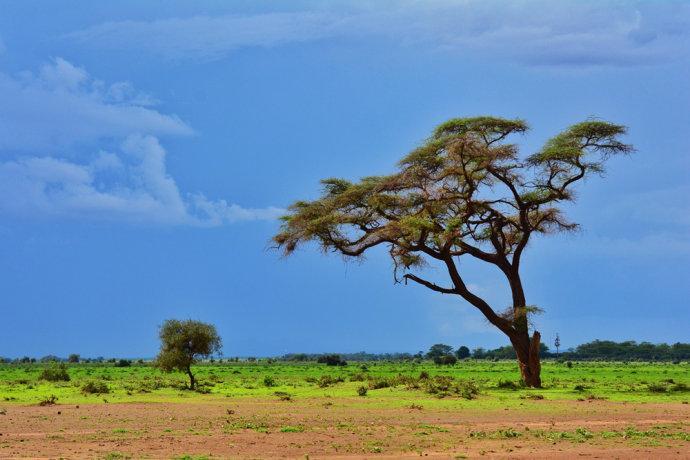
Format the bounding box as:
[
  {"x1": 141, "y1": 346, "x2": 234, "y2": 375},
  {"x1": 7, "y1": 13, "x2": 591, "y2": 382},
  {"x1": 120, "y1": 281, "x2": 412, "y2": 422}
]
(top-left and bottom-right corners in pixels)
[{"x1": 0, "y1": 360, "x2": 688, "y2": 459}]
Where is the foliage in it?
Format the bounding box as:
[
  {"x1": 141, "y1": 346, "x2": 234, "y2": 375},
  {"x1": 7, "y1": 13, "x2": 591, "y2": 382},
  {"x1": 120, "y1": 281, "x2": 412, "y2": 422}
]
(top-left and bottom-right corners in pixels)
[
  {"x1": 68, "y1": 354, "x2": 80, "y2": 363},
  {"x1": 38, "y1": 394, "x2": 58, "y2": 406},
  {"x1": 156, "y1": 319, "x2": 222, "y2": 390},
  {"x1": 81, "y1": 380, "x2": 110, "y2": 394},
  {"x1": 426, "y1": 344, "x2": 454, "y2": 360},
  {"x1": 317, "y1": 354, "x2": 347, "y2": 366},
  {"x1": 433, "y1": 354, "x2": 458, "y2": 365},
  {"x1": 569, "y1": 340, "x2": 690, "y2": 361},
  {"x1": 274, "y1": 116, "x2": 631, "y2": 388},
  {"x1": 39, "y1": 363, "x2": 70, "y2": 382},
  {"x1": 456, "y1": 346, "x2": 471, "y2": 359}
]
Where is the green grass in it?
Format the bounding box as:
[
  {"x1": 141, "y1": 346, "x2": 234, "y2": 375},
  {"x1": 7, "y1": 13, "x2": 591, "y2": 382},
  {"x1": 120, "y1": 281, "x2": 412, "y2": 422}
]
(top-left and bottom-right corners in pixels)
[{"x1": 0, "y1": 360, "x2": 688, "y2": 406}]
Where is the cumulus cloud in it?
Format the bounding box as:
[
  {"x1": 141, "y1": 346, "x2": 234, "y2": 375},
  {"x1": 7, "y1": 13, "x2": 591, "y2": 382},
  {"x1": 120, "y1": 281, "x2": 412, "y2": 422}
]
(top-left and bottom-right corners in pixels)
[
  {"x1": 65, "y1": 1, "x2": 690, "y2": 67},
  {"x1": 0, "y1": 57, "x2": 192, "y2": 152},
  {"x1": 0, "y1": 135, "x2": 283, "y2": 225},
  {"x1": 0, "y1": 58, "x2": 281, "y2": 225}
]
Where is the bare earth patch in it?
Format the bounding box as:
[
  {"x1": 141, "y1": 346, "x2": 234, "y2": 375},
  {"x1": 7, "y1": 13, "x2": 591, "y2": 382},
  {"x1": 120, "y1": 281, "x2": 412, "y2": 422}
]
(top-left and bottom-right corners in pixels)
[{"x1": 0, "y1": 399, "x2": 688, "y2": 458}]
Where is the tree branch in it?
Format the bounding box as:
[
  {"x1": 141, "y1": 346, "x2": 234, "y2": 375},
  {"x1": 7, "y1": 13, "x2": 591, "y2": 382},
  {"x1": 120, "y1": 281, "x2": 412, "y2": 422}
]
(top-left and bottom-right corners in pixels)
[{"x1": 403, "y1": 274, "x2": 458, "y2": 294}]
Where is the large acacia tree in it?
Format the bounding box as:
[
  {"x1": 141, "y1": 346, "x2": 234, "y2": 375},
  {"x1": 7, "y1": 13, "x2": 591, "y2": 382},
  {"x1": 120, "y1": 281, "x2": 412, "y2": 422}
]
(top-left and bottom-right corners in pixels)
[{"x1": 274, "y1": 117, "x2": 630, "y2": 387}]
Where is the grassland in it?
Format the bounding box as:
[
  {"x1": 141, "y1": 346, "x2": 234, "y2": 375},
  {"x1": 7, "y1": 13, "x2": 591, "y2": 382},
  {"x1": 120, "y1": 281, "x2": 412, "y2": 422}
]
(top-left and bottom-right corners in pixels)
[
  {"x1": 0, "y1": 360, "x2": 688, "y2": 458},
  {"x1": 1, "y1": 360, "x2": 688, "y2": 405}
]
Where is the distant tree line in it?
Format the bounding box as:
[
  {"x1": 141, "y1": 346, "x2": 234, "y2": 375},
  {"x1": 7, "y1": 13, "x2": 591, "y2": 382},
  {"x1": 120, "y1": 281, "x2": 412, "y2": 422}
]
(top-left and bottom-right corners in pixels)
[{"x1": 2, "y1": 340, "x2": 689, "y2": 365}]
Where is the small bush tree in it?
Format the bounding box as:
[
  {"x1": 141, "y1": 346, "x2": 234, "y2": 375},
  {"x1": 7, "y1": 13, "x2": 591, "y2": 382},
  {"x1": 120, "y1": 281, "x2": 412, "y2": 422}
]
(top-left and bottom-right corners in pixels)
[
  {"x1": 67, "y1": 354, "x2": 80, "y2": 363},
  {"x1": 81, "y1": 380, "x2": 110, "y2": 394},
  {"x1": 39, "y1": 363, "x2": 70, "y2": 382},
  {"x1": 114, "y1": 359, "x2": 131, "y2": 368},
  {"x1": 317, "y1": 354, "x2": 347, "y2": 366},
  {"x1": 426, "y1": 344, "x2": 453, "y2": 361},
  {"x1": 455, "y1": 346, "x2": 470, "y2": 359},
  {"x1": 155, "y1": 319, "x2": 222, "y2": 390},
  {"x1": 434, "y1": 354, "x2": 458, "y2": 365}
]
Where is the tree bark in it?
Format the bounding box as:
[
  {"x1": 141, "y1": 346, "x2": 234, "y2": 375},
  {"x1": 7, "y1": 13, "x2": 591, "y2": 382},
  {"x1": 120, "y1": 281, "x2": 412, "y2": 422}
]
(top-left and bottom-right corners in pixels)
[
  {"x1": 509, "y1": 330, "x2": 542, "y2": 387},
  {"x1": 186, "y1": 367, "x2": 196, "y2": 390}
]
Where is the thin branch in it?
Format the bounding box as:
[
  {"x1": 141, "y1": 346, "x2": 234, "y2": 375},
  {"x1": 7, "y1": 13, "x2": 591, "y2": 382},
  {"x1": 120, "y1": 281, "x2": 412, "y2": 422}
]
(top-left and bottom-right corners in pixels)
[{"x1": 403, "y1": 274, "x2": 458, "y2": 295}]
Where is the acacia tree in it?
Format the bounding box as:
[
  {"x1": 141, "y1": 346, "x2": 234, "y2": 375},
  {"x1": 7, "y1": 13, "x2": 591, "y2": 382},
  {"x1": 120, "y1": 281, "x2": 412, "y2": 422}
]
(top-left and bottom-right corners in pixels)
[
  {"x1": 274, "y1": 116, "x2": 630, "y2": 387},
  {"x1": 156, "y1": 319, "x2": 222, "y2": 390}
]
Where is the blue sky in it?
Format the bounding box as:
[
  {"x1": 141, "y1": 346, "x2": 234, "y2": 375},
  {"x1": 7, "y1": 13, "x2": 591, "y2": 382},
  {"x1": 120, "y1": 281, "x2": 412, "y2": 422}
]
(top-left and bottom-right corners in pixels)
[{"x1": 1, "y1": 1, "x2": 688, "y2": 358}]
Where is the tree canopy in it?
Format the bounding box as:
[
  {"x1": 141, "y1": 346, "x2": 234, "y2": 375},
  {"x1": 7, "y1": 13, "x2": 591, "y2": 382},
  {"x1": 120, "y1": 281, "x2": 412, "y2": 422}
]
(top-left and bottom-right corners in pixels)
[
  {"x1": 274, "y1": 116, "x2": 631, "y2": 387},
  {"x1": 156, "y1": 319, "x2": 222, "y2": 389}
]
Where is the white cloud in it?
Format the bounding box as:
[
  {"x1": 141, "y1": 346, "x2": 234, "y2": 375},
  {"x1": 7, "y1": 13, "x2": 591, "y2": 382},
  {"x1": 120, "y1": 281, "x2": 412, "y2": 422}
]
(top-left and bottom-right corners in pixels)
[
  {"x1": 65, "y1": 1, "x2": 690, "y2": 67},
  {"x1": 0, "y1": 135, "x2": 283, "y2": 225},
  {"x1": 0, "y1": 58, "x2": 281, "y2": 225},
  {"x1": 0, "y1": 57, "x2": 192, "y2": 152}
]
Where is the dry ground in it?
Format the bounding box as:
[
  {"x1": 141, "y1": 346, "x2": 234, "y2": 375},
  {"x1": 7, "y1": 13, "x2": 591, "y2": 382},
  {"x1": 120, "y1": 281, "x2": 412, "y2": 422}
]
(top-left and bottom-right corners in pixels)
[{"x1": 0, "y1": 398, "x2": 688, "y2": 459}]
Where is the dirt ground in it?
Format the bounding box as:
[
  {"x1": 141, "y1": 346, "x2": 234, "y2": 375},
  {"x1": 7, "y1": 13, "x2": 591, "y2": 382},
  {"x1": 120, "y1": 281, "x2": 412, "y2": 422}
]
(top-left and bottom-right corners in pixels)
[{"x1": 0, "y1": 398, "x2": 688, "y2": 459}]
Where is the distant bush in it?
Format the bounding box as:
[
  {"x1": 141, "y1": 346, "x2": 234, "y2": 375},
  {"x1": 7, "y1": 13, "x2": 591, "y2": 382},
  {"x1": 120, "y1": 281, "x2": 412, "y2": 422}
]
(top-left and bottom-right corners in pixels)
[
  {"x1": 670, "y1": 382, "x2": 689, "y2": 392},
  {"x1": 497, "y1": 379, "x2": 519, "y2": 390},
  {"x1": 423, "y1": 376, "x2": 479, "y2": 399},
  {"x1": 81, "y1": 380, "x2": 110, "y2": 395},
  {"x1": 349, "y1": 372, "x2": 367, "y2": 382},
  {"x1": 433, "y1": 355, "x2": 457, "y2": 365},
  {"x1": 67, "y1": 354, "x2": 80, "y2": 363},
  {"x1": 418, "y1": 371, "x2": 430, "y2": 380},
  {"x1": 357, "y1": 386, "x2": 368, "y2": 397},
  {"x1": 263, "y1": 376, "x2": 276, "y2": 387},
  {"x1": 368, "y1": 378, "x2": 391, "y2": 390},
  {"x1": 647, "y1": 382, "x2": 668, "y2": 393},
  {"x1": 455, "y1": 346, "x2": 471, "y2": 359},
  {"x1": 114, "y1": 359, "x2": 131, "y2": 368},
  {"x1": 317, "y1": 354, "x2": 347, "y2": 366},
  {"x1": 274, "y1": 391, "x2": 292, "y2": 401},
  {"x1": 39, "y1": 363, "x2": 70, "y2": 382},
  {"x1": 38, "y1": 395, "x2": 58, "y2": 406},
  {"x1": 317, "y1": 375, "x2": 344, "y2": 388}
]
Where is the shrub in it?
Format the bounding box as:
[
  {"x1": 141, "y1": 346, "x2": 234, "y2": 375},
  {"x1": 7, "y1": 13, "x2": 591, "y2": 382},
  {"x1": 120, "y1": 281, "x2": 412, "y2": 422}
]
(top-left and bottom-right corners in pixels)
[
  {"x1": 368, "y1": 378, "x2": 391, "y2": 390},
  {"x1": 82, "y1": 380, "x2": 110, "y2": 395},
  {"x1": 566, "y1": 361, "x2": 573, "y2": 368},
  {"x1": 424, "y1": 376, "x2": 479, "y2": 399},
  {"x1": 317, "y1": 354, "x2": 347, "y2": 366},
  {"x1": 419, "y1": 371, "x2": 430, "y2": 380},
  {"x1": 114, "y1": 359, "x2": 131, "y2": 368},
  {"x1": 497, "y1": 379, "x2": 519, "y2": 390},
  {"x1": 274, "y1": 391, "x2": 292, "y2": 401},
  {"x1": 263, "y1": 376, "x2": 276, "y2": 387},
  {"x1": 670, "y1": 383, "x2": 689, "y2": 392},
  {"x1": 647, "y1": 382, "x2": 668, "y2": 393},
  {"x1": 456, "y1": 345, "x2": 471, "y2": 359},
  {"x1": 349, "y1": 372, "x2": 367, "y2": 382},
  {"x1": 38, "y1": 395, "x2": 58, "y2": 406},
  {"x1": 434, "y1": 355, "x2": 457, "y2": 365},
  {"x1": 39, "y1": 363, "x2": 70, "y2": 382},
  {"x1": 317, "y1": 375, "x2": 344, "y2": 388},
  {"x1": 357, "y1": 386, "x2": 368, "y2": 397}
]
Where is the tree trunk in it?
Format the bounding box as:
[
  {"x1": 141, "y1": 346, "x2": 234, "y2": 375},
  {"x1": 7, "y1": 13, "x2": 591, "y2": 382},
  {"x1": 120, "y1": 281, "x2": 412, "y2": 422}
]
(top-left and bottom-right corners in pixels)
[
  {"x1": 186, "y1": 367, "x2": 196, "y2": 390},
  {"x1": 509, "y1": 330, "x2": 542, "y2": 388}
]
